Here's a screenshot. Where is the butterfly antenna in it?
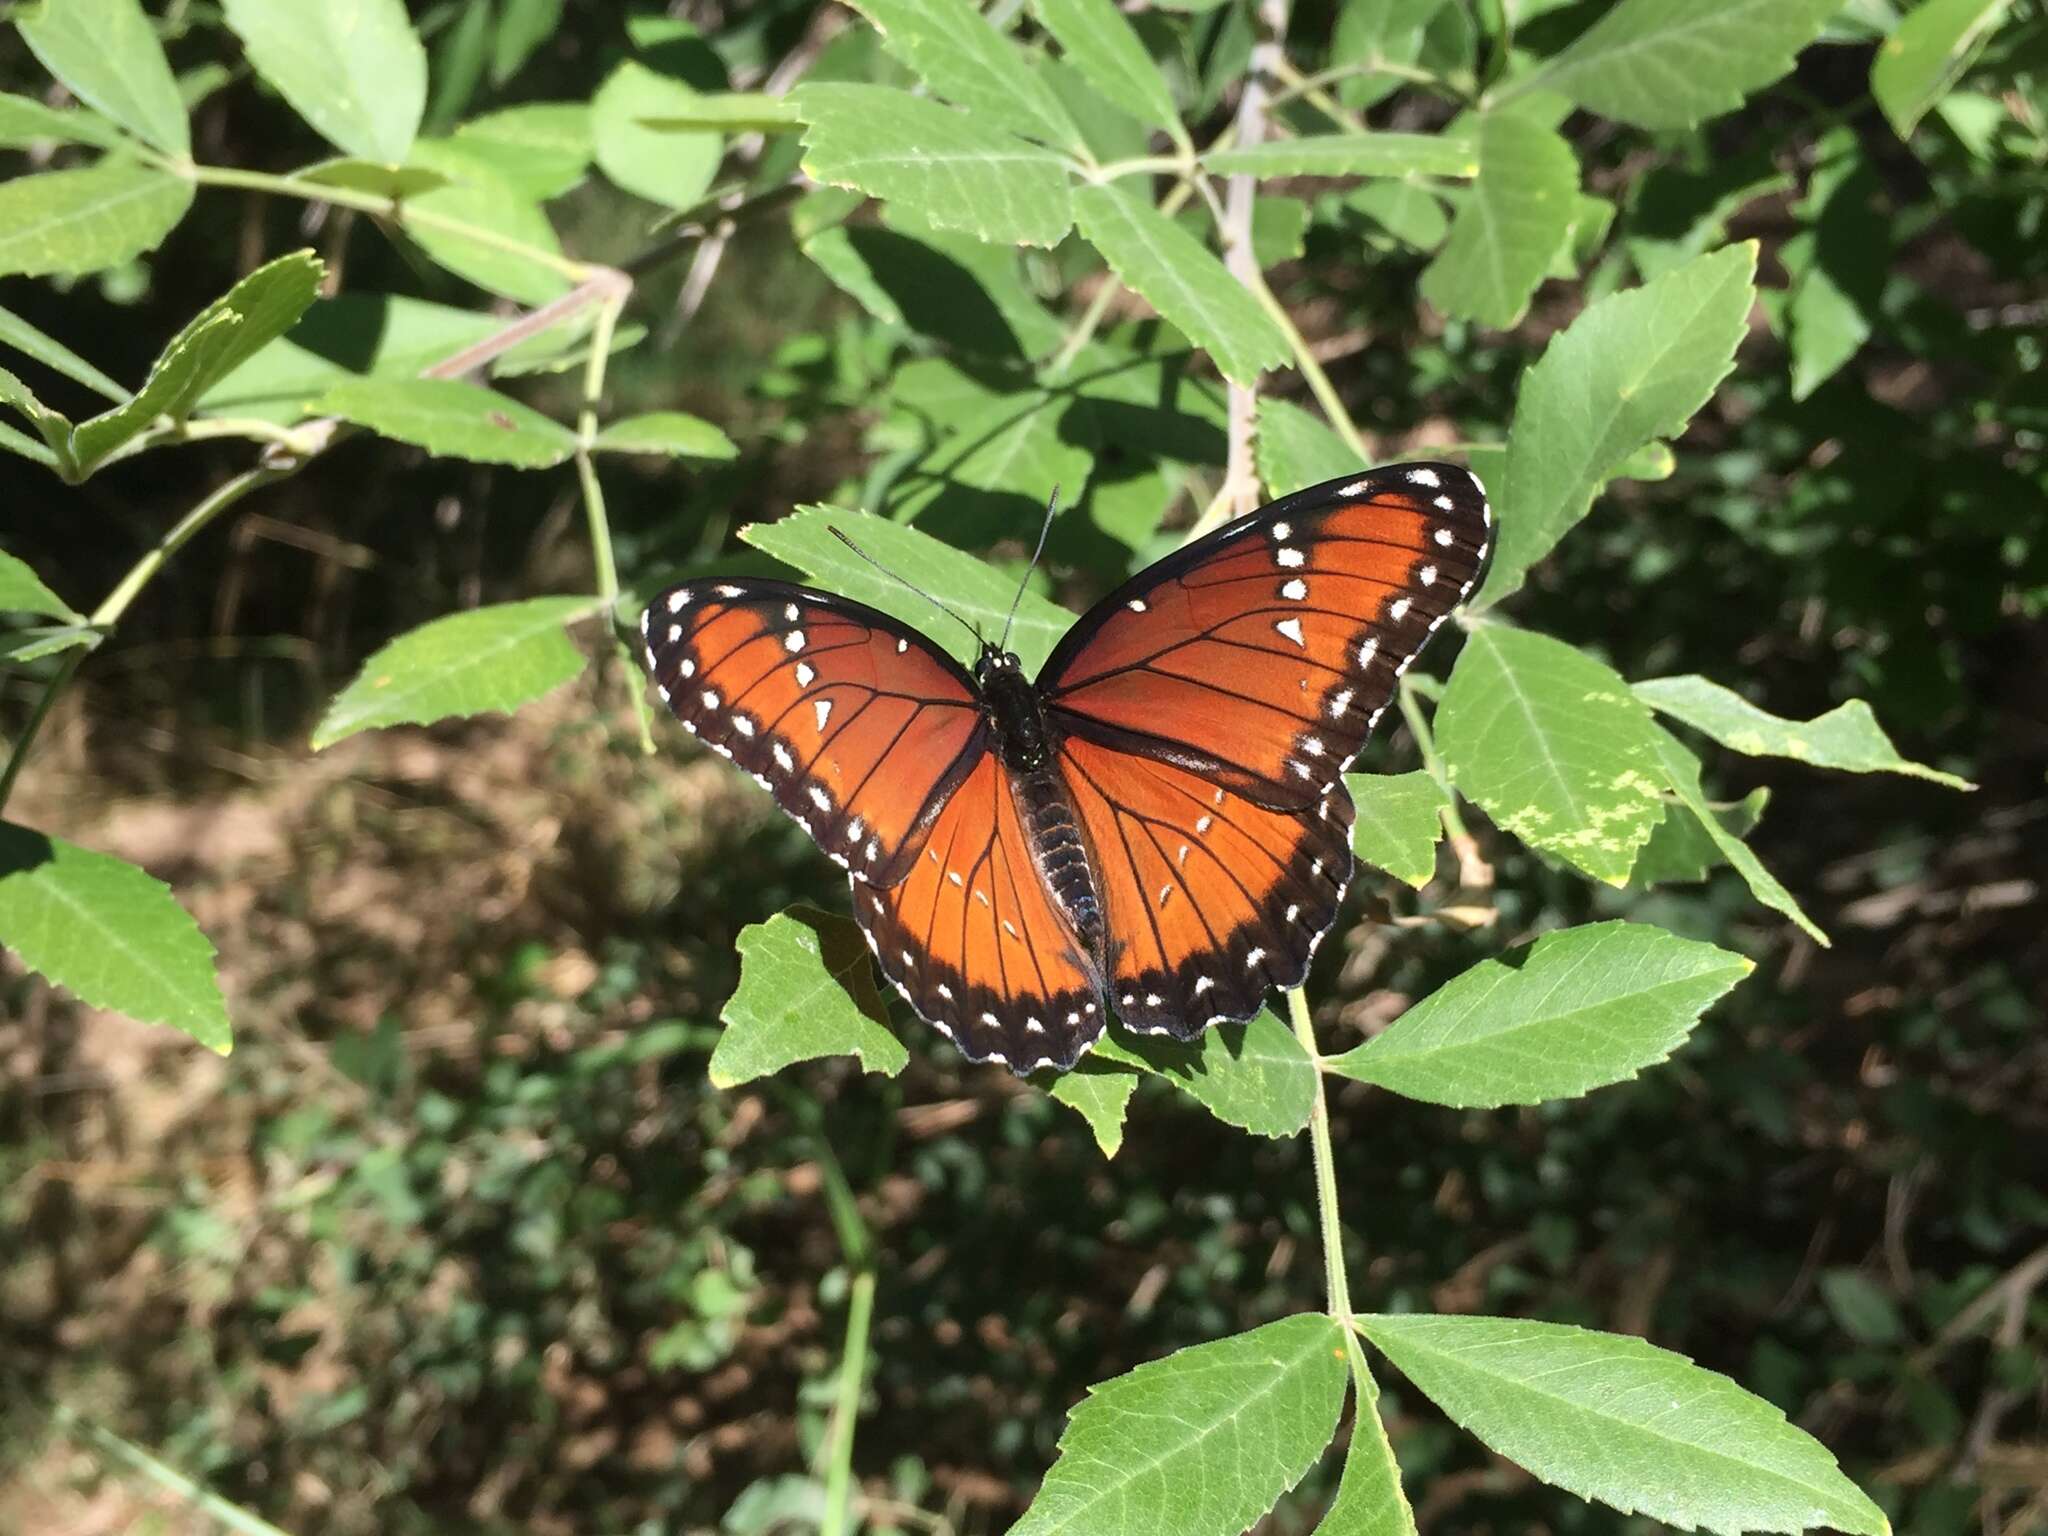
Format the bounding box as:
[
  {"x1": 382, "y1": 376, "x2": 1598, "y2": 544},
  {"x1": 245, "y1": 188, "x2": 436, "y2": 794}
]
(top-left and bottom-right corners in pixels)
[
  {"x1": 827, "y1": 525, "x2": 984, "y2": 647},
  {"x1": 998, "y1": 485, "x2": 1060, "y2": 652}
]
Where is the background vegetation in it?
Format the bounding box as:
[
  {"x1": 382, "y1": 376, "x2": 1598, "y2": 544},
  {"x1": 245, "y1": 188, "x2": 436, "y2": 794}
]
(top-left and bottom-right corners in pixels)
[{"x1": 1, "y1": 0, "x2": 2043, "y2": 1533}]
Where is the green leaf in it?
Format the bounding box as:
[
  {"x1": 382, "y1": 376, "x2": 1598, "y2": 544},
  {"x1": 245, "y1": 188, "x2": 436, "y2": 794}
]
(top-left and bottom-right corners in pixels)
[
  {"x1": 635, "y1": 91, "x2": 801, "y2": 133},
  {"x1": 1011, "y1": 1314, "x2": 1350, "y2": 1536},
  {"x1": 69, "y1": 311, "x2": 243, "y2": 472},
  {"x1": 1874, "y1": 0, "x2": 2013, "y2": 137},
  {"x1": 1819, "y1": 1270, "x2": 1905, "y2": 1345},
  {"x1": 742, "y1": 505, "x2": 1075, "y2": 674},
  {"x1": 0, "y1": 822, "x2": 230, "y2": 1054},
  {"x1": 793, "y1": 83, "x2": 1075, "y2": 248},
  {"x1": 2, "y1": 624, "x2": 99, "y2": 663},
  {"x1": 1326, "y1": 921, "x2": 1751, "y2": 1107},
  {"x1": 0, "y1": 363, "x2": 73, "y2": 465},
  {"x1": 0, "y1": 159, "x2": 194, "y2": 279},
  {"x1": 1314, "y1": 1360, "x2": 1416, "y2": 1535},
  {"x1": 222, "y1": 0, "x2": 427, "y2": 162},
  {"x1": 1346, "y1": 770, "x2": 1445, "y2": 889},
  {"x1": 453, "y1": 102, "x2": 593, "y2": 200},
  {"x1": 195, "y1": 294, "x2": 498, "y2": 421},
  {"x1": 850, "y1": 0, "x2": 1085, "y2": 155},
  {"x1": 1780, "y1": 132, "x2": 1887, "y2": 402},
  {"x1": 1073, "y1": 181, "x2": 1290, "y2": 386},
  {"x1": 1635, "y1": 674, "x2": 1972, "y2": 789},
  {"x1": 1419, "y1": 111, "x2": 1578, "y2": 329},
  {"x1": 1339, "y1": 181, "x2": 1450, "y2": 252},
  {"x1": 1435, "y1": 627, "x2": 1667, "y2": 887},
  {"x1": 400, "y1": 140, "x2": 572, "y2": 303},
  {"x1": 1033, "y1": 0, "x2": 1183, "y2": 140},
  {"x1": 1651, "y1": 725, "x2": 1829, "y2": 945},
  {"x1": 1631, "y1": 786, "x2": 1769, "y2": 887},
  {"x1": 591, "y1": 412, "x2": 738, "y2": 461},
  {"x1": 1095, "y1": 1009, "x2": 1315, "y2": 1139},
  {"x1": 1477, "y1": 243, "x2": 1754, "y2": 608},
  {"x1": 1258, "y1": 397, "x2": 1362, "y2": 498},
  {"x1": 0, "y1": 92, "x2": 124, "y2": 149},
  {"x1": 591, "y1": 59, "x2": 722, "y2": 212},
  {"x1": 295, "y1": 158, "x2": 452, "y2": 200},
  {"x1": 1517, "y1": 0, "x2": 1843, "y2": 130},
  {"x1": 1206, "y1": 133, "x2": 1477, "y2": 180},
  {"x1": 0, "y1": 302, "x2": 129, "y2": 404},
  {"x1": 1047, "y1": 1060, "x2": 1142, "y2": 1157},
  {"x1": 17, "y1": 0, "x2": 189, "y2": 155},
  {"x1": 0, "y1": 421, "x2": 58, "y2": 469},
  {"x1": 0, "y1": 548, "x2": 81, "y2": 620},
  {"x1": 311, "y1": 595, "x2": 598, "y2": 749},
  {"x1": 1357, "y1": 1314, "x2": 1887, "y2": 1535},
  {"x1": 491, "y1": 0, "x2": 563, "y2": 85},
  {"x1": 889, "y1": 385, "x2": 1094, "y2": 542},
  {"x1": 709, "y1": 906, "x2": 909, "y2": 1088},
  {"x1": 318, "y1": 378, "x2": 578, "y2": 468},
  {"x1": 68, "y1": 250, "x2": 324, "y2": 471}
]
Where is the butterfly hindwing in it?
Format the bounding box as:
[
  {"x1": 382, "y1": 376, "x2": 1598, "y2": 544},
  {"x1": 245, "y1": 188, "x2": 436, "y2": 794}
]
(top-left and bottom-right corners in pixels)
[{"x1": 641, "y1": 580, "x2": 986, "y2": 885}]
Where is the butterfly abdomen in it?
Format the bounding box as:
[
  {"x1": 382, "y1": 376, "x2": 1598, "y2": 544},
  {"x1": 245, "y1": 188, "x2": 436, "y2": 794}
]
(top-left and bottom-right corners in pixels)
[{"x1": 1013, "y1": 761, "x2": 1106, "y2": 960}]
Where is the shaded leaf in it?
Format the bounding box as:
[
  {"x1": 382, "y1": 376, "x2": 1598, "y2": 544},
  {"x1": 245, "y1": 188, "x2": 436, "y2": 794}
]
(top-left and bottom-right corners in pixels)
[
  {"x1": 0, "y1": 822, "x2": 229, "y2": 1054},
  {"x1": 1435, "y1": 627, "x2": 1666, "y2": 887},
  {"x1": 0, "y1": 302, "x2": 129, "y2": 404},
  {"x1": 222, "y1": 0, "x2": 426, "y2": 162},
  {"x1": 1636, "y1": 674, "x2": 1972, "y2": 788},
  {"x1": 0, "y1": 363, "x2": 73, "y2": 464},
  {"x1": 638, "y1": 92, "x2": 801, "y2": 132},
  {"x1": 0, "y1": 548, "x2": 81, "y2": 620},
  {"x1": 1631, "y1": 786, "x2": 1769, "y2": 887},
  {"x1": 1652, "y1": 725, "x2": 1829, "y2": 945},
  {"x1": 296, "y1": 157, "x2": 452, "y2": 199},
  {"x1": 1258, "y1": 397, "x2": 1362, "y2": 498},
  {"x1": 319, "y1": 378, "x2": 578, "y2": 468},
  {"x1": 18, "y1": 0, "x2": 189, "y2": 155},
  {"x1": 0, "y1": 160, "x2": 194, "y2": 279},
  {"x1": 2, "y1": 624, "x2": 99, "y2": 663},
  {"x1": 591, "y1": 412, "x2": 737, "y2": 461},
  {"x1": 1047, "y1": 1060, "x2": 1142, "y2": 1157},
  {"x1": 196, "y1": 294, "x2": 500, "y2": 421},
  {"x1": 1011, "y1": 1314, "x2": 1349, "y2": 1536},
  {"x1": 311, "y1": 595, "x2": 598, "y2": 749},
  {"x1": 1873, "y1": 0, "x2": 2013, "y2": 138},
  {"x1": 1358, "y1": 1314, "x2": 1887, "y2": 1535},
  {"x1": 1073, "y1": 181, "x2": 1290, "y2": 386},
  {"x1": 0, "y1": 93, "x2": 124, "y2": 149},
  {"x1": 1206, "y1": 133, "x2": 1477, "y2": 179},
  {"x1": 453, "y1": 102, "x2": 593, "y2": 201},
  {"x1": 709, "y1": 906, "x2": 908, "y2": 1087},
  {"x1": 1780, "y1": 132, "x2": 1887, "y2": 402},
  {"x1": 1326, "y1": 920, "x2": 1751, "y2": 1107},
  {"x1": 1478, "y1": 243, "x2": 1754, "y2": 608},
  {"x1": 793, "y1": 84, "x2": 1074, "y2": 247},
  {"x1": 1034, "y1": 0, "x2": 1183, "y2": 139},
  {"x1": 1518, "y1": 0, "x2": 1843, "y2": 130},
  {"x1": 401, "y1": 140, "x2": 572, "y2": 303},
  {"x1": 1819, "y1": 1270, "x2": 1905, "y2": 1345},
  {"x1": 1419, "y1": 111, "x2": 1578, "y2": 329},
  {"x1": 1346, "y1": 770, "x2": 1445, "y2": 889},
  {"x1": 851, "y1": 0, "x2": 1085, "y2": 154},
  {"x1": 1095, "y1": 1009, "x2": 1315, "y2": 1139},
  {"x1": 592, "y1": 59, "x2": 722, "y2": 212},
  {"x1": 742, "y1": 505, "x2": 1075, "y2": 674}
]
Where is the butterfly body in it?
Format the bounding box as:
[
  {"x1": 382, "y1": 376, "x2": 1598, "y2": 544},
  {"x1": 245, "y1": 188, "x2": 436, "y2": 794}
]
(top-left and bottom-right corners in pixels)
[{"x1": 643, "y1": 465, "x2": 1493, "y2": 1074}]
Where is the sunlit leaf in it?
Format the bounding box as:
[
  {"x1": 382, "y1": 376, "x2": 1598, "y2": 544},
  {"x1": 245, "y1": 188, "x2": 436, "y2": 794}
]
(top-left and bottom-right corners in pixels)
[
  {"x1": 401, "y1": 140, "x2": 572, "y2": 303},
  {"x1": 1435, "y1": 627, "x2": 1666, "y2": 887},
  {"x1": 591, "y1": 412, "x2": 738, "y2": 461},
  {"x1": 710, "y1": 906, "x2": 909, "y2": 1087},
  {"x1": 1516, "y1": 0, "x2": 1843, "y2": 130},
  {"x1": 0, "y1": 822, "x2": 230, "y2": 1054},
  {"x1": 1047, "y1": 1060, "x2": 1142, "y2": 1157},
  {"x1": 1477, "y1": 243, "x2": 1754, "y2": 608},
  {"x1": 1345, "y1": 770, "x2": 1444, "y2": 889},
  {"x1": 1257, "y1": 397, "x2": 1361, "y2": 498},
  {"x1": 1206, "y1": 133, "x2": 1476, "y2": 179},
  {"x1": 1419, "y1": 111, "x2": 1578, "y2": 328},
  {"x1": 1034, "y1": 0, "x2": 1182, "y2": 139},
  {"x1": 851, "y1": 0, "x2": 1085, "y2": 155},
  {"x1": 311, "y1": 595, "x2": 599, "y2": 749},
  {"x1": 319, "y1": 378, "x2": 579, "y2": 468},
  {"x1": 1636, "y1": 674, "x2": 1972, "y2": 788},
  {"x1": 1873, "y1": 0, "x2": 2013, "y2": 138},
  {"x1": 1326, "y1": 921, "x2": 1751, "y2": 1106},
  {"x1": 1073, "y1": 182, "x2": 1291, "y2": 386},
  {"x1": 222, "y1": 0, "x2": 427, "y2": 162},
  {"x1": 592, "y1": 60, "x2": 722, "y2": 211},
  {"x1": 794, "y1": 84, "x2": 1074, "y2": 247},
  {"x1": 0, "y1": 160, "x2": 194, "y2": 279},
  {"x1": 0, "y1": 92, "x2": 123, "y2": 149},
  {"x1": 1095, "y1": 1009, "x2": 1315, "y2": 1139},
  {"x1": 18, "y1": 0, "x2": 189, "y2": 155},
  {"x1": 1012, "y1": 1314, "x2": 1349, "y2": 1536},
  {"x1": 1358, "y1": 1314, "x2": 1887, "y2": 1534},
  {"x1": 0, "y1": 548, "x2": 81, "y2": 621}
]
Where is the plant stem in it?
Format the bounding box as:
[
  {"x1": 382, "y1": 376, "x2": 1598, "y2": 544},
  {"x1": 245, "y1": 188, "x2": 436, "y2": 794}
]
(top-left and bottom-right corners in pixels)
[
  {"x1": 1398, "y1": 675, "x2": 1491, "y2": 890},
  {"x1": 1247, "y1": 266, "x2": 1372, "y2": 463},
  {"x1": 91, "y1": 463, "x2": 294, "y2": 630},
  {"x1": 0, "y1": 647, "x2": 85, "y2": 815},
  {"x1": 821, "y1": 1268, "x2": 877, "y2": 1536},
  {"x1": 1288, "y1": 987, "x2": 1353, "y2": 1326}
]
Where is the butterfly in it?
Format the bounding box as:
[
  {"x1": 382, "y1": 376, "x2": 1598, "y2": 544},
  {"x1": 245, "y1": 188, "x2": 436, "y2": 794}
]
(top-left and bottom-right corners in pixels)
[{"x1": 640, "y1": 465, "x2": 1492, "y2": 1075}]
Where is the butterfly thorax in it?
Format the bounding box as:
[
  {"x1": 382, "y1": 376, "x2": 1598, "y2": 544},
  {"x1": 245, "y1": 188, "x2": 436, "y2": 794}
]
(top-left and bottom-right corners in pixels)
[{"x1": 975, "y1": 645, "x2": 1106, "y2": 965}]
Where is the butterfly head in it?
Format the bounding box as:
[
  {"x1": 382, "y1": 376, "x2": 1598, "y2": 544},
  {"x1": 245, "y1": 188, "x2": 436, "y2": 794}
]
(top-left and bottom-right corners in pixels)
[{"x1": 973, "y1": 642, "x2": 1024, "y2": 687}]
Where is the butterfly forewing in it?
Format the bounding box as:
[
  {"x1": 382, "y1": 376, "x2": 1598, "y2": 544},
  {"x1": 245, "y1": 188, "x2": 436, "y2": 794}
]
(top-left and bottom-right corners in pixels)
[
  {"x1": 1040, "y1": 464, "x2": 1492, "y2": 803},
  {"x1": 641, "y1": 581, "x2": 986, "y2": 885}
]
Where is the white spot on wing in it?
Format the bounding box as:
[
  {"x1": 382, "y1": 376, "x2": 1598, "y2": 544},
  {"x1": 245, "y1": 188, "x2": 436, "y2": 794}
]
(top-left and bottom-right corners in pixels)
[
  {"x1": 1276, "y1": 546, "x2": 1304, "y2": 568},
  {"x1": 716, "y1": 584, "x2": 743, "y2": 597},
  {"x1": 1420, "y1": 564, "x2": 1438, "y2": 586},
  {"x1": 1194, "y1": 976, "x2": 1214, "y2": 996},
  {"x1": 1275, "y1": 617, "x2": 1306, "y2": 646},
  {"x1": 785, "y1": 603, "x2": 800, "y2": 621},
  {"x1": 701, "y1": 689, "x2": 720, "y2": 710},
  {"x1": 947, "y1": 870, "x2": 964, "y2": 887},
  {"x1": 1281, "y1": 578, "x2": 1308, "y2": 600},
  {"x1": 667, "y1": 591, "x2": 689, "y2": 613},
  {"x1": 1303, "y1": 735, "x2": 1325, "y2": 756},
  {"x1": 733, "y1": 715, "x2": 756, "y2": 738},
  {"x1": 1329, "y1": 687, "x2": 1354, "y2": 717},
  {"x1": 667, "y1": 624, "x2": 682, "y2": 643},
  {"x1": 1358, "y1": 637, "x2": 1379, "y2": 667},
  {"x1": 1390, "y1": 597, "x2": 1412, "y2": 621},
  {"x1": 808, "y1": 785, "x2": 832, "y2": 812},
  {"x1": 1434, "y1": 494, "x2": 1455, "y2": 511},
  {"x1": 1407, "y1": 467, "x2": 1440, "y2": 488},
  {"x1": 814, "y1": 698, "x2": 832, "y2": 731},
  {"x1": 785, "y1": 629, "x2": 806, "y2": 652},
  {"x1": 1245, "y1": 946, "x2": 1266, "y2": 969},
  {"x1": 795, "y1": 661, "x2": 815, "y2": 687},
  {"x1": 773, "y1": 743, "x2": 794, "y2": 772},
  {"x1": 1272, "y1": 520, "x2": 1292, "y2": 540},
  {"x1": 679, "y1": 658, "x2": 695, "y2": 679},
  {"x1": 1196, "y1": 815, "x2": 1212, "y2": 834},
  {"x1": 1127, "y1": 598, "x2": 1147, "y2": 612},
  {"x1": 1435, "y1": 527, "x2": 1455, "y2": 547}
]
